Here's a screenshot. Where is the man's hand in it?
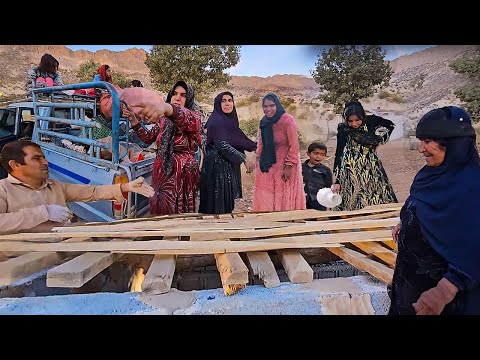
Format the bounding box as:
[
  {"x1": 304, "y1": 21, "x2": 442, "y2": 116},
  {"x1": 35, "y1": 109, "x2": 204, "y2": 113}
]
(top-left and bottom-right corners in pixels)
[
  {"x1": 413, "y1": 277, "x2": 459, "y2": 315},
  {"x1": 331, "y1": 184, "x2": 341, "y2": 194},
  {"x1": 121, "y1": 177, "x2": 155, "y2": 198},
  {"x1": 45, "y1": 205, "x2": 74, "y2": 223},
  {"x1": 281, "y1": 164, "x2": 293, "y2": 181}
]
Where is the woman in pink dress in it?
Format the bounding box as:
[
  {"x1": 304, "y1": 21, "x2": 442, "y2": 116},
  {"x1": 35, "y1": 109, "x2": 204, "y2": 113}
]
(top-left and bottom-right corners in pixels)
[{"x1": 252, "y1": 93, "x2": 306, "y2": 212}]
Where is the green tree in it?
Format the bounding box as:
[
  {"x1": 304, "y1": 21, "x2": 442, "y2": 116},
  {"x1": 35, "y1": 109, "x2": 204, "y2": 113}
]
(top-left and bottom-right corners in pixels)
[
  {"x1": 76, "y1": 60, "x2": 131, "y2": 88},
  {"x1": 145, "y1": 46, "x2": 241, "y2": 99},
  {"x1": 310, "y1": 45, "x2": 392, "y2": 113},
  {"x1": 449, "y1": 52, "x2": 480, "y2": 123},
  {"x1": 112, "y1": 72, "x2": 130, "y2": 89},
  {"x1": 76, "y1": 59, "x2": 100, "y2": 83}
]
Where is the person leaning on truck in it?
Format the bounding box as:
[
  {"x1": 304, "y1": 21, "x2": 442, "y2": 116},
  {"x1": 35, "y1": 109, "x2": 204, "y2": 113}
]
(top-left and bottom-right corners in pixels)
[{"x1": 0, "y1": 140, "x2": 155, "y2": 235}]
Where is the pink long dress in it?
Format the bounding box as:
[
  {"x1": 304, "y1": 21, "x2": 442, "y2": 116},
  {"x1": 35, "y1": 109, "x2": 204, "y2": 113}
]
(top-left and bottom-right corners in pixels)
[{"x1": 252, "y1": 113, "x2": 306, "y2": 212}]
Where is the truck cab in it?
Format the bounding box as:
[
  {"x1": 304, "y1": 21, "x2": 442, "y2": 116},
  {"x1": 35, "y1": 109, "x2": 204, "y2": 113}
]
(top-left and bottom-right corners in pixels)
[{"x1": 0, "y1": 81, "x2": 155, "y2": 222}]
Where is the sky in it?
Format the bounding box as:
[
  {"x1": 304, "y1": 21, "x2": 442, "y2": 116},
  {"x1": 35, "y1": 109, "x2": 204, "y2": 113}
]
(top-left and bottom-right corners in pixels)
[{"x1": 66, "y1": 45, "x2": 435, "y2": 78}]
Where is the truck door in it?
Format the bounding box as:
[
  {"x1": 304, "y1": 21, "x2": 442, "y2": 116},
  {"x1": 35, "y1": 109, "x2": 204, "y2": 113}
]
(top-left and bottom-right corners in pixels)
[{"x1": 0, "y1": 108, "x2": 18, "y2": 179}]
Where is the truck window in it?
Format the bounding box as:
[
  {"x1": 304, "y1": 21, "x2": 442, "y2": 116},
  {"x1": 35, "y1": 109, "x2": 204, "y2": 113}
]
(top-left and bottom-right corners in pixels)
[{"x1": 0, "y1": 109, "x2": 15, "y2": 138}]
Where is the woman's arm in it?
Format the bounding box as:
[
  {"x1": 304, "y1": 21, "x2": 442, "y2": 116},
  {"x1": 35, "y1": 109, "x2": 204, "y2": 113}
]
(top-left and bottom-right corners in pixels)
[
  {"x1": 131, "y1": 122, "x2": 160, "y2": 145},
  {"x1": 53, "y1": 72, "x2": 64, "y2": 86},
  {"x1": 214, "y1": 139, "x2": 246, "y2": 165},
  {"x1": 368, "y1": 115, "x2": 395, "y2": 144},
  {"x1": 25, "y1": 68, "x2": 37, "y2": 93},
  {"x1": 284, "y1": 114, "x2": 301, "y2": 166},
  {"x1": 168, "y1": 105, "x2": 201, "y2": 134},
  {"x1": 333, "y1": 123, "x2": 348, "y2": 184}
]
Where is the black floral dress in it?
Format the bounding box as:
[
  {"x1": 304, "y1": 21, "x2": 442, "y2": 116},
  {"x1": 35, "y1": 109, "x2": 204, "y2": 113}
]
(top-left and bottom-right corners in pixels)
[{"x1": 333, "y1": 115, "x2": 397, "y2": 211}]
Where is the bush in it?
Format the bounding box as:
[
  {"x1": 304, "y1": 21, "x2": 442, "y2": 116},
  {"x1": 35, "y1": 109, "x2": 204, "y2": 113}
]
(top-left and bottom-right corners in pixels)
[{"x1": 240, "y1": 117, "x2": 259, "y2": 138}]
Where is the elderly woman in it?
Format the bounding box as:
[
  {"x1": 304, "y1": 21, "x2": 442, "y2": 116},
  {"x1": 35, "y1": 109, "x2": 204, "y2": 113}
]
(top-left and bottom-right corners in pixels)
[
  {"x1": 199, "y1": 91, "x2": 256, "y2": 214},
  {"x1": 389, "y1": 106, "x2": 480, "y2": 315},
  {"x1": 127, "y1": 80, "x2": 201, "y2": 215}
]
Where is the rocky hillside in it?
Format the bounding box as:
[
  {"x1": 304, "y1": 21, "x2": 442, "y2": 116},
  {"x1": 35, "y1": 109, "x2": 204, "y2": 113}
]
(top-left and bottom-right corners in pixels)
[{"x1": 0, "y1": 44, "x2": 477, "y2": 142}]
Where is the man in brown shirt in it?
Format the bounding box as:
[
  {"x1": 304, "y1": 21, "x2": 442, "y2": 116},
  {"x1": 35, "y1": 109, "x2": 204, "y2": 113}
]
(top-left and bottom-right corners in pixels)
[{"x1": 0, "y1": 140, "x2": 155, "y2": 234}]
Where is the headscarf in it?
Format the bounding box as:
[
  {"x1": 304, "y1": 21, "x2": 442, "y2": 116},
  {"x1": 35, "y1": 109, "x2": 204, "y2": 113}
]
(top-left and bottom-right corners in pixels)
[
  {"x1": 259, "y1": 93, "x2": 285, "y2": 172},
  {"x1": 205, "y1": 91, "x2": 256, "y2": 152},
  {"x1": 340, "y1": 100, "x2": 382, "y2": 148},
  {"x1": 409, "y1": 106, "x2": 480, "y2": 281},
  {"x1": 166, "y1": 80, "x2": 195, "y2": 110},
  {"x1": 97, "y1": 65, "x2": 112, "y2": 83},
  {"x1": 343, "y1": 100, "x2": 366, "y2": 121},
  {"x1": 159, "y1": 80, "x2": 195, "y2": 175}
]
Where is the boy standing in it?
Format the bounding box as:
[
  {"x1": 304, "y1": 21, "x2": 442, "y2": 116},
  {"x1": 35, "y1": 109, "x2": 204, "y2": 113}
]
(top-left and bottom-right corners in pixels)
[{"x1": 302, "y1": 142, "x2": 333, "y2": 211}]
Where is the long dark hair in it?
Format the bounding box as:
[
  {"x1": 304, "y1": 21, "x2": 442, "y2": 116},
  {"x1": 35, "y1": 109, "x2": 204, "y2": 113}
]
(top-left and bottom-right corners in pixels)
[{"x1": 38, "y1": 53, "x2": 59, "y2": 74}]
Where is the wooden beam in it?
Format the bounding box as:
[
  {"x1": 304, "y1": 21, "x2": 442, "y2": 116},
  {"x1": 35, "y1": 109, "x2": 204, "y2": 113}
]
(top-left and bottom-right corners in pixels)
[
  {"x1": 277, "y1": 250, "x2": 313, "y2": 283},
  {"x1": 327, "y1": 247, "x2": 394, "y2": 284},
  {"x1": 214, "y1": 251, "x2": 249, "y2": 296},
  {"x1": 0, "y1": 237, "x2": 91, "y2": 287},
  {"x1": 0, "y1": 232, "x2": 388, "y2": 254},
  {"x1": 245, "y1": 252, "x2": 280, "y2": 288},
  {"x1": 382, "y1": 240, "x2": 398, "y2": 251},
  {"x1": 350, "y1": 242, "x2": 397, "y2": 268},
  {"x1": 0, "y1": 218, "x2": 399, "y2": 242},
  {"x1": 0, "y1": 252, "x2": 63, "y2": 287},
  {"x1": 141, "y1": 254, "x2": 176, "y2": 294},
  {"x1": 46, "y1": 252, "x2": 124, "y2": 288}
]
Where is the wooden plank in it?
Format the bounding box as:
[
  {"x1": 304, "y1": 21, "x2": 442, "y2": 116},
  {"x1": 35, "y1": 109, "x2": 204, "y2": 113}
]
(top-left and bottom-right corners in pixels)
[
  {"x1": 54, "y1": 219, "x2": 290, "y2": 233},
  {"x1": 245, "y1": 252, "x2": 280, "y2": 288},
  {"x1": 0, "y1": 217, "x2": 399, "y2": 241},
  {"x1": 382, "y1": 240, "x2": 398, "y2": 251},
  {"x1": 0, "y1": 237, "x2": 91, "y2": 287},
  {"x1": 0, "y1": 252, "x2": 63, "y2": 287},
  {"x1": 327, "y1": 247, "x2": 394, "y2": 284},
  {"x1": 46, "y1": 252, "x2": 124, "y2": 288},
  {"x1": 241, "y1": 203, "x2": 403, "y2": 222},
  {"x1": 350, "y1": 242, "x2": 397, "y2": 268},
  {"x1": 214, "y1": 252, "x2": 249, "y2": 296},
  {"x1": 0, "y1": 231, "x2": 391, "y2": 254},
  {"x1": 141, "y1": 255, "x2": 176, "y2": 294},
  {"x1": 277, "y1": 250, "x2": 313, "y2": 283}
]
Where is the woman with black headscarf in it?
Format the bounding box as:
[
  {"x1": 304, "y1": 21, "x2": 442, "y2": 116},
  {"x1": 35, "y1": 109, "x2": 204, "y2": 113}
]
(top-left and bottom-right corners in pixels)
[
  {"x1": 331, "y1": 100, "x2": 397, "y2": 210},
  {"x1": 389, "y1": 106, "x2": 480, "y2": 315},
  {"x1": 127, "y1": 80, "x2": 201, "y2": 215},
  {"x1": 199, "y1": 91, "x2": 256, "y2": 214},
  {"x1": 252, "y1": 93, "x2": 306, "y2": 211}
]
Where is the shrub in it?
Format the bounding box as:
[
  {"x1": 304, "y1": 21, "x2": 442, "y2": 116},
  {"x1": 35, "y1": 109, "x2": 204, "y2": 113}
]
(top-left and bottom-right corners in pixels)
[{"x1": 240, "y1": 117, "x2": 259, "y2": 138}]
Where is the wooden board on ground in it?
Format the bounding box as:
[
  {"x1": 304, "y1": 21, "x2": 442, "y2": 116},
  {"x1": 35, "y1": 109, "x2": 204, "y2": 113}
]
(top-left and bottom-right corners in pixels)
[
  {"x1": 245, "y1": 252, "x2": 280, "y2": 288},
  {"x1": 46, "y1": 252, "x2": 124, "y2": 288},
  {"x1": 214, "y1": 251, "x2": 249, "y2": 296},
  {"x1": 0, "y1": 237, "x2": 92, "y2": 287},
  {"x1": 141, "y1": 254, "x2": 176, "y2": 294},
  {"x1": 277, "y1": 250, "x2": 313, "y2": 283},
  {"x1": 0, "y1": 218, "x2": 398, "y2": 242},
  {"x1": 350, "y1": 241, "x2": 397, "y2": 268},
  {"x1": 327, "y1": 247, "x2": 394, "y2": 284},
  {"x1": 0, "y1": 207, "x2": 399, "y2": 296}
]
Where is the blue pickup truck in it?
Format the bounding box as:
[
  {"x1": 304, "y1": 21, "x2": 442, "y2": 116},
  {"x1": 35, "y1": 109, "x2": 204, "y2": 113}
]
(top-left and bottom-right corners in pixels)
[{"x1": 0, "y1": 80, "x2": 157, "y2": 222}]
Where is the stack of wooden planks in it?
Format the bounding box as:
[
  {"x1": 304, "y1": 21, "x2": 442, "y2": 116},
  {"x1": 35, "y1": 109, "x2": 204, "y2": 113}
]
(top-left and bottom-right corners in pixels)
[{"x1": 0, "y1": 203, "x2": 400, "y2": 296}]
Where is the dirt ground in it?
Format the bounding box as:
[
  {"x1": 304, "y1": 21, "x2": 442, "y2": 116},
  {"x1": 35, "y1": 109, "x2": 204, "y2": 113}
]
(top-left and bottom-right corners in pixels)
[{"x1": 234, "y1": 137, "x2": 426, "y2": 212}]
